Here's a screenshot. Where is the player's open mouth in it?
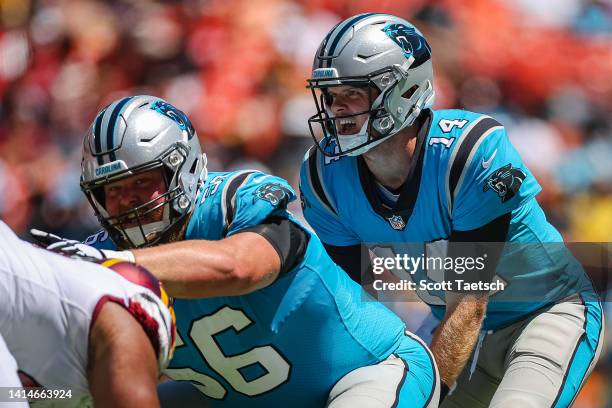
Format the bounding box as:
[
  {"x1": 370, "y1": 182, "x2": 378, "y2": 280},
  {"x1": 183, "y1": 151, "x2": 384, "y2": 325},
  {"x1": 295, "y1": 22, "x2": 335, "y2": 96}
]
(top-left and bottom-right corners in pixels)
[{"x1": 338, "y1": 118, "x2": 358, "y2": 135}]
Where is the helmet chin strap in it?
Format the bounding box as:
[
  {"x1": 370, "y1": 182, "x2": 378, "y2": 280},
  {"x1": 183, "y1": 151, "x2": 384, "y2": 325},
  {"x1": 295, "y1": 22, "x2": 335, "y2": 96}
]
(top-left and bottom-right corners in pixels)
[
  {"x1": 123, "y1": 204, "x2": 171, "y2": 247},
  {"x1": 337, "y1": 119, "x2": 370, "y2": 155},
  {"x1": 345, "y1": 133, "x2": 394, "y2": 156}
]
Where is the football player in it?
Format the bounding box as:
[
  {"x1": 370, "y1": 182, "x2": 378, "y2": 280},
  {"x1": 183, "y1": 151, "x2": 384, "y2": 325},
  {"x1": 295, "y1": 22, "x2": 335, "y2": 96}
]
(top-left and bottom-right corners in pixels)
[
  {"x1": 299, "y1": 13, "x2": 604, "y2": 407},
  {"x1": 0, "y1": 220, "x2": 175, "y2": 408},
  {"x1": 34, "y1": 95, "x2": 439, "y2": 407}
]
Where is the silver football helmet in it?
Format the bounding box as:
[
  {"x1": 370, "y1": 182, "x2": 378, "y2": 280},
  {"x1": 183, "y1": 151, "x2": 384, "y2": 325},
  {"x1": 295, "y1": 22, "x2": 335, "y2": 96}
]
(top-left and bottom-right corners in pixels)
[
  {"x1": 308, "y1": 13, "x2": 434, "y2": 157},
  {"x1": 81, "y1": 95, "x2": 207, "y2": 248}
]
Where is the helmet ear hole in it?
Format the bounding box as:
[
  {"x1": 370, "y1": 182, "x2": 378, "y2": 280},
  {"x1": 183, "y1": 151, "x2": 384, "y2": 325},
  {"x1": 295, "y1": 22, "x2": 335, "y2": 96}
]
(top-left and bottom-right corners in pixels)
[
  {"x1": 189, "y1": 158, "x2": 198, "y2": 174},
  {"x1": 162, "y1": 166, "x2": 174, "y2": 191},
  {"x1": 402, "y1": 85, "x2": 418, "y2": 99}
]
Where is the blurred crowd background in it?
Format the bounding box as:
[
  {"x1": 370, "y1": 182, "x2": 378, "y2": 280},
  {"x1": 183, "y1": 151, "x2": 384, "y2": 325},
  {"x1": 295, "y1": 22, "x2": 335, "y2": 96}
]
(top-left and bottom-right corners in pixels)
[{"x1": 0, "y1": 0, "x2": 611, "y2": 405}]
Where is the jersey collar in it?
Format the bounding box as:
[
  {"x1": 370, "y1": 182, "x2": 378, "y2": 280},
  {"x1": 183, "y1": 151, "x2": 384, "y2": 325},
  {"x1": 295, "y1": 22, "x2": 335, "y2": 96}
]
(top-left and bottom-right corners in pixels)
[{"x1": 356, "y1": 110, "x2": 432, "y2": 229}]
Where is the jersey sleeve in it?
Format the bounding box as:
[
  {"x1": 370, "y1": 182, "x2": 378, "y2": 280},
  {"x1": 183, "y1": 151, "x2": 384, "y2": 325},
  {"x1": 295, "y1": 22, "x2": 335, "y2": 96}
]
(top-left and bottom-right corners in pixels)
[
  {"x1": 449, "y1": 123, "x2": 541, "y2": 231},
  {"x1": 225, "y1": 172, "x2": 297, "y2": 236},
  {"x1": 299, "y1": 147, "x2": 361, "y2": 246},
  {"x1": 83, "y1": 229, "x2": 118, "y2": 250}
]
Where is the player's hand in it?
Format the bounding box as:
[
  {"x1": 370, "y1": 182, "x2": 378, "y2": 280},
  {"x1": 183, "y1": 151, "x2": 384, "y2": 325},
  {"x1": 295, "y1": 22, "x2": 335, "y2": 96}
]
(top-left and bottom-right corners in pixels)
[
  {"x1": 30, "y1": 229, "x2": 108, "y2": 260},
  {"x1": 30, "y1": 229, "x2": 135, "y2": 263},
  {"x1": 29, "y1": 228, "x2": 67, "y2": 247}
]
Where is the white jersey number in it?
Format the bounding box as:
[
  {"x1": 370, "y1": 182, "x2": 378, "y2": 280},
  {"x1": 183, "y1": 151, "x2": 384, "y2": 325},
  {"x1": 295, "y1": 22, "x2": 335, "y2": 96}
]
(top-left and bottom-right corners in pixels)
[
  {"x1": 438, "y1": 119, "x2": 468, "y2": 133},
  {"x1": 429, "y1": 137, "x2": 455, "y2": 148},
  {"x1": 164, "y1": 306, "x2": 291, "y2": 399}
]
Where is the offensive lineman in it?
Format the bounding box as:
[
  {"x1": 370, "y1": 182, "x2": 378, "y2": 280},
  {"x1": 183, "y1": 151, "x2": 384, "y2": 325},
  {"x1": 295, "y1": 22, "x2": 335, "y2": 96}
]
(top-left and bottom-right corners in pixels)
[
  {"x1": 299, "y1": 13, "x2": 604, "y2": 407},
  {"x1": 0, "y1": 220, "x2": 175, "y2": 407},
  {"x1": 33, "y1": 95, "x2": 440, "y2": 407}
]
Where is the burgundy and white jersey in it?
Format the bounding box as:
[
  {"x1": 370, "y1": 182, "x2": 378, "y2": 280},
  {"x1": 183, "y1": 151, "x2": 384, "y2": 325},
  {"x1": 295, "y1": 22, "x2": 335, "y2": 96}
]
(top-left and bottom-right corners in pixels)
[{"x1": 0, "y1": 221, "x2": 174, "y2": 399}]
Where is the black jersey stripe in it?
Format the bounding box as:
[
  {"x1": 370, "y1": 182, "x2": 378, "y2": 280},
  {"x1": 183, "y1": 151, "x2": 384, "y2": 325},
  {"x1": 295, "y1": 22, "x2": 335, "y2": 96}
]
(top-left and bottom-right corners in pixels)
[
  {"x1": 223, "y1": 171, "x2": 256, "y2": 230},
  {"x1": 448, "y1": 117, "x2": 502, "y2": 207},
  {"x1": 307, "y1": 146, "x2": 337, "y2": 215}
]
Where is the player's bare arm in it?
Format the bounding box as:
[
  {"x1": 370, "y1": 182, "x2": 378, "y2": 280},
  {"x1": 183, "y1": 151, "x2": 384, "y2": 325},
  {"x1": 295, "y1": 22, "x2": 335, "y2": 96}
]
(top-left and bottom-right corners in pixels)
[
  {"x1": 88, "y1": 301, "x2": 160, "y2": 408},
  {"x1": 131, "y1": 231, "x2": 281, "y2": 298},
  {"x1": 430, "y1": 213, "x2": 509, "y2": 392},
  {"x1": 429, "y1": 292, "x2": 488, "y2": 387}
]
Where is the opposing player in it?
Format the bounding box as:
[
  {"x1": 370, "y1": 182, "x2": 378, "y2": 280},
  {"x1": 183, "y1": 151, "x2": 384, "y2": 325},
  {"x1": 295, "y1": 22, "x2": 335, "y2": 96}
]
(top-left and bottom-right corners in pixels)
[
  {"x1": 0, "y1": 220, "x2": 175, "y2": 408},
  {"x1": 33, "y1": 95, "x2": 439, "y2": 407},
  {"x1": 299, "y1": 13, "x2": 604, "y2": 407}
]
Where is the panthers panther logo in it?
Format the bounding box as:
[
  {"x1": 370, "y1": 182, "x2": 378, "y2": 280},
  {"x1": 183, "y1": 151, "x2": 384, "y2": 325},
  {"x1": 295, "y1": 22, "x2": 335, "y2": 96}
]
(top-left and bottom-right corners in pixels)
[
  {"x1": 151, "y1": 101, "x2": 195, "y2": 140},
  {"x1": 382, "y1": 23, "x2": 431, "y2": 66},
  {"x1": 254, "y1": 183, "x2": 291, "y2": 207},
  {"x1": 483, "y1": 164, "x2": 526, "y2": 203}
]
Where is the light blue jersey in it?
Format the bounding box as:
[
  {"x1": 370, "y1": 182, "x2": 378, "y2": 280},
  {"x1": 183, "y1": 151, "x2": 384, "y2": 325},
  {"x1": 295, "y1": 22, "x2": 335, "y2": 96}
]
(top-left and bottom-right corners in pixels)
[
  {"x1": 87, "y1": 170, "x2": 436, "y2": 407},
  {"x1": 300, "y1": 109, "x2": 597, "y2": 330}
]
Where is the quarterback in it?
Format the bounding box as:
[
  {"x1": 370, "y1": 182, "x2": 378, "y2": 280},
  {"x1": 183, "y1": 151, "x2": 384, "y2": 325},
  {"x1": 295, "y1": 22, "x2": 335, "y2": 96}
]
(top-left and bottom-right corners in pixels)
[
  {"x1": 299, "y1": 13, "x2": 604, "y2": 407},
  {"x1": 0, "y1": 221, "x2": 175, "y2": 407},
  {"x1": 35, "y1": 95, "x2": 439, "y2": 407}
]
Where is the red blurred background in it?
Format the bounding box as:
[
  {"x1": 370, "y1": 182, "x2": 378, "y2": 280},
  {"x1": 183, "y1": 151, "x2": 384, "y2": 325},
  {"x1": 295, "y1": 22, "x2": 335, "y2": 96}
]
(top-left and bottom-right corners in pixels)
[{"x1": 0, "y1": 0, "x2": 610, "y2": 404}]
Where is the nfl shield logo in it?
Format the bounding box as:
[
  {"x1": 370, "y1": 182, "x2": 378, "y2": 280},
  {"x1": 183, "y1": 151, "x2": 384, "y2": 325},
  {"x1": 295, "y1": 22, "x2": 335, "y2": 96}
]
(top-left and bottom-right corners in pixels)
[{"x1": 387, "y1": 215, "x2": 406, "y2": 230}]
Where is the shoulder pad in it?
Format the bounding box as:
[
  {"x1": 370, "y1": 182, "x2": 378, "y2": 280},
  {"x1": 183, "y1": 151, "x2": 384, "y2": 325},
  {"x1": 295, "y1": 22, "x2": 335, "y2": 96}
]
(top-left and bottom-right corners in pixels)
[{"x1": 444, "y1": 115, "x2": 504, "y2": 213}]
